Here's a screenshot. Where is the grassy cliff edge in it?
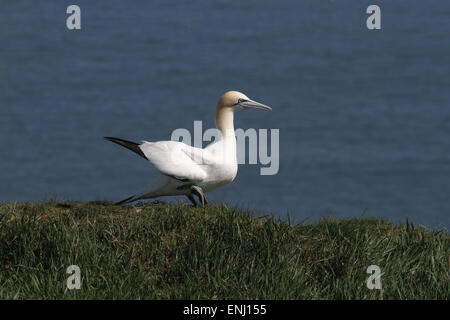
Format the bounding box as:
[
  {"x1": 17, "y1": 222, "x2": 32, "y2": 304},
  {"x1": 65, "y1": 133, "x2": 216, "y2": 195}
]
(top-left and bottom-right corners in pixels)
[{"x1": 0, "y1": 201, "x2": 448, "y2": 299}]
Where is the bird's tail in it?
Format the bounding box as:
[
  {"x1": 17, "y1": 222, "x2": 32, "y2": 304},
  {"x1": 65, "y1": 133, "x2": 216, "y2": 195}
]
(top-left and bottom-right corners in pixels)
[
  {"x1": 115, "y1": 194, "x2": 138, "y2": 205},
  {"x1": 115, "y1": 190, "x2": 161, "y2": 206},
  {"x1": 104, "y1": 137, "x2": 147, "y2": 160}
]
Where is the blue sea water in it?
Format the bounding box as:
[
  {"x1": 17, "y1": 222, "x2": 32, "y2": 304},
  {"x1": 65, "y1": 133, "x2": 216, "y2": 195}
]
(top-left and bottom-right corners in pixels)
[{"x1": 1, "y1": 0, "x2": 449, "y2": 229}]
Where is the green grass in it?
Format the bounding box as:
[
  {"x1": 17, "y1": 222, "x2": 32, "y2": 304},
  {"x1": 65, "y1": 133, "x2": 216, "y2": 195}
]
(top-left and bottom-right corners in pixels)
[{"x1": 0, "y1": 201, "x2": 448, "y2": 299}]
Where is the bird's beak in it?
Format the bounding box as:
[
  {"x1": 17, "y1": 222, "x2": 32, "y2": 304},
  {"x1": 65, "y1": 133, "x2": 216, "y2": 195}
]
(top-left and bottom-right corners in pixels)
[{"x1": 239, "y1": 99, "x2": 272, "y2": 111}]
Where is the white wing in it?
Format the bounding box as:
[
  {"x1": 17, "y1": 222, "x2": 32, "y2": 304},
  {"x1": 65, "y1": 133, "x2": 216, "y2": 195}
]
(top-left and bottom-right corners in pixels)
[{"x1": 139, "y1": 141, "x2": 208, "y2": 182}]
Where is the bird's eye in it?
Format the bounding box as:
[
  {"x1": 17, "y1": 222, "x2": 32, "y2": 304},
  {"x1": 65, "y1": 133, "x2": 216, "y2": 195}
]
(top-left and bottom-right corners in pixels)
[{"x1": 233, "y1": 98, "x2": 248, "y2": 106}]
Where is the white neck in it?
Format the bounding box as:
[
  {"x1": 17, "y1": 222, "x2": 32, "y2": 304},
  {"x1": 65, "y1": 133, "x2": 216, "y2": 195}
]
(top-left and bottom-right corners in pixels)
[
  {"x1": 215, "y1": 106, "x2": 234, "y2": 137},
  {"x1": 213, "y1": 106, "x2": 237, "y2": 163}
]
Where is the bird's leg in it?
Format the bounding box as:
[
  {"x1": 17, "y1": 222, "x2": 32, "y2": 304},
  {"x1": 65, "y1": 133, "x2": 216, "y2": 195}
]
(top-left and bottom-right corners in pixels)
[
  {"x1": 186, "y1": 194, "x2": 197, "y2": 206},
  {"x1": 190, "y1": 185, "x2": 208, "y2": 207},
  {"x1": 177, "y1": 184, "x2": 208, "y2": 207}
]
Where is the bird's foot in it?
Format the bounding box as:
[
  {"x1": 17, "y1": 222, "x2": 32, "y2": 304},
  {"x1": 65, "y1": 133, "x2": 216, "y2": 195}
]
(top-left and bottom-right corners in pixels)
[
  {"x1": 190, "y1": 185, "x2": 208, "y2": 207},
  {"x1": 186, "y1": 194, "x2": 198, "y2": 207}
]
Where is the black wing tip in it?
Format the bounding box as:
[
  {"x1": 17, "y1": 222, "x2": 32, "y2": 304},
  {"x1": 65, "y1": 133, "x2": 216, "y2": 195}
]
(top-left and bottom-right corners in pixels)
[
  {"x1": 104, "y1": 136, "x2": 138, "y2": 144},
  {"x1": 104, "y1": 136, "x2": 120, "y2": 144},
  {"x1": 103, "y1": 136, "x2": 147, "y2": 159},
  {"x1": 104, "y1": 136, "x2": 129, "y2": 143}
]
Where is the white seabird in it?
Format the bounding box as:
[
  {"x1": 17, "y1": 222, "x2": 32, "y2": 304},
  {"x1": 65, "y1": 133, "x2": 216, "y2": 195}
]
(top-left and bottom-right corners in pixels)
[{"x1": 105, "y1": 91, "x2": 271, "y2": 206}]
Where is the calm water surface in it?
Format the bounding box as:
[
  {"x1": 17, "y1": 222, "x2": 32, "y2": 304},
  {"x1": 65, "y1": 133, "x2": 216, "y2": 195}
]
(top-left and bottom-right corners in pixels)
[{"x1": 1, "y1": 0, "x2": 449, "y2": 229}]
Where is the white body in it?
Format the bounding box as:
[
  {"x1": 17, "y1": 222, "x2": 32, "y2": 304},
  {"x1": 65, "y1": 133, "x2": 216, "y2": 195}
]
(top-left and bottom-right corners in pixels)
[
  {"x1": 110, "y1": 91, "x2": 271, "y2": 204},
  {"x1": 138, "y1": 130, "x2": 238, "y2": 199}
]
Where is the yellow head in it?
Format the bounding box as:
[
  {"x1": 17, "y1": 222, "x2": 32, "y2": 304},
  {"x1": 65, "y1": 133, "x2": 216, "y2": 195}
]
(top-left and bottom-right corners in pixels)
[
  {"x1": 215, "y1": 91, "x2": 271, "y2": 133},
  {"x1": 217, "y1": 91, "x2": 271, "y2": 112}
]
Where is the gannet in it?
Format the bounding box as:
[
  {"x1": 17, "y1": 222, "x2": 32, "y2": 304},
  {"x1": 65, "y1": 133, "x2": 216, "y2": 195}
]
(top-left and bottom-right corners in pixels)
[{"x1": 105, "y1": 91, "x2": 271, "y2": 206}]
